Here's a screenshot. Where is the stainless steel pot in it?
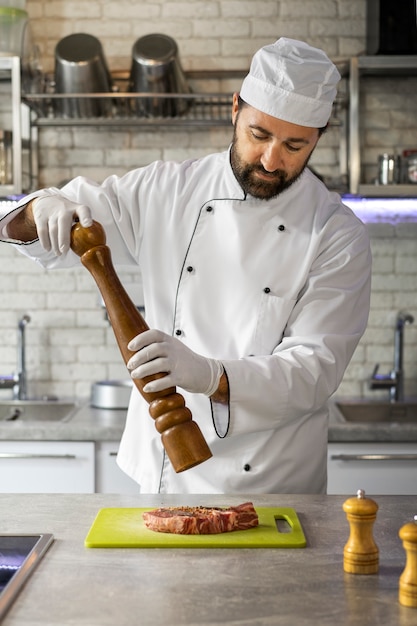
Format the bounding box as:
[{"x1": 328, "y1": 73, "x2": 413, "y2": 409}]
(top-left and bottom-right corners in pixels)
[
  {"x1": 91, "y1": 380, "x2": 133, "y2": 410},
  {"x1": 129, "y1": 33, "x2": 190, "y2": 117},
  {"x1": 54, "y1": 33, "x2": 113, "y2": 118}
]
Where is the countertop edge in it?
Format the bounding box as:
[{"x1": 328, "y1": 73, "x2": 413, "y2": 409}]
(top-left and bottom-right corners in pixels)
[{"x1": 1, "y1": 397, "x2": 417, "y2": 442}]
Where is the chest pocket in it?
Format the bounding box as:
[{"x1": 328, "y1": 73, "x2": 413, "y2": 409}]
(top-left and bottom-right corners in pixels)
[{"x1": 251, "y1": 292, "x2": 297, "y2": 356}]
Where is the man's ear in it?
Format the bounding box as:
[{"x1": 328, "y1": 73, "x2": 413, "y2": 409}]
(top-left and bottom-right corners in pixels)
[{"x1": 231, "y1": 92, "x2": 239, "y2": 125}]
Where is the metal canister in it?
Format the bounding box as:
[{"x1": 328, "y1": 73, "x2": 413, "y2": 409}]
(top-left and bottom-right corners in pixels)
[
  {"x1": 406, "y1": 155, "x2": 417, "y2": 184},
  {"x1": 378, "y1": 153, "x2": 401, "y2": 185}
]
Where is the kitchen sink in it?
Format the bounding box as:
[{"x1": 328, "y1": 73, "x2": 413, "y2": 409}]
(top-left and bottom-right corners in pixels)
[
  {"x1": 335, "y1": 399, "x2": 417, "y2": 423},
  {"x1": 0, "y1": 400, "x2": 77, "y2": 423}
]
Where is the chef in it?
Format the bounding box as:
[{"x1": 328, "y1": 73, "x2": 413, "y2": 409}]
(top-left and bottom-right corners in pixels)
[{"x1": 0, "y1": 38, "x2": 371, "y2": 494}]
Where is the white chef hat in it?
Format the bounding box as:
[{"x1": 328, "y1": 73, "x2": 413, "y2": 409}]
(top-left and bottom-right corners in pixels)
[{"x1": 240, "y1": 38, "x2": 341, "y2": 128}]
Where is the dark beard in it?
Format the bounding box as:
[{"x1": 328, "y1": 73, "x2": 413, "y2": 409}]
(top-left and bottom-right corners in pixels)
[{"x1": 230, "y1": 130, "x2": 311, "y2": 200}]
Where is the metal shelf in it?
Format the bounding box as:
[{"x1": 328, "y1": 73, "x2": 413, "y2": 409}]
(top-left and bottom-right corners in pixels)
[
  {"x1": 357, "y1": 55, "x2": 417, "y2": 75},
  {"x1": 22, "y1": 68, "x2": 348, "y2": 130},
  {"x1": 22, "y1": 92, "x2": 234, "y2": 128},
  {"x1": 0, "y1": 56, "x2": 22, "y2": 195},
  {"x1": 20, "y1": 69, "x2": 243, "y2": 189},
  {"x1": 358, "y1": 184, "x2": 417, "y2": 197},
  {"x1": 21, "y1": 69, "x2": 244, "y2": 128},
  {"x1": 349, "y1": 55, "x2": 417, "y2": 196}
]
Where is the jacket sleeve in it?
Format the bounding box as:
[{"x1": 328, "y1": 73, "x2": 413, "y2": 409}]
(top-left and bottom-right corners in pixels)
[{"x1": 0, "y1": 170, "x2": 151, "y2": 269}]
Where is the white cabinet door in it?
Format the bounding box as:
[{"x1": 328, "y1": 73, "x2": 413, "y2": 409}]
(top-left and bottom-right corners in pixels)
[
  {"x1": 327, "y1": 443, "x2": 417, "y2": 495},
  {"x1": 0, "y1": 441, "x2": 95, "y2": 493},
  {"x1": 95, "y1": 441, "x2": 140, "y2": 494}
]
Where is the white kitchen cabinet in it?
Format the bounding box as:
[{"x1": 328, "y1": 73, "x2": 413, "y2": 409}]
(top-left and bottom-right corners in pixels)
[
  {"x1": 327, "y1": 442, "x2": 417, "y2": 495},
  {"x1": 0, "y1": 441, "x2": 95, "y2": 493},
  {"x1": 95, "y1": 441, "x2": 140, "y2": 494}
]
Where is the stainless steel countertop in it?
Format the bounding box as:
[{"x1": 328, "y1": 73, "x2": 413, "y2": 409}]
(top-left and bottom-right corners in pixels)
[
  {"x1": 0, "y1": 493, "x2": 416, "y2": 626},
  {"x1": 0, "y1": 397, "x2": 417, "y2": 443}
]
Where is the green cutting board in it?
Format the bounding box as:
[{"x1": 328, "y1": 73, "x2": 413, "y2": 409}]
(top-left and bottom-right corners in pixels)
[{"x1": 84, "y1": 507, "x2": 306, "y2": 549}]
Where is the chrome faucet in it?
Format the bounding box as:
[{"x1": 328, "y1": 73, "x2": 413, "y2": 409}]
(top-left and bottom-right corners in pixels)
[
  {"x1": 0, "y1": 314, "x2": 31, "y2": 400},
  {"x1": 16, "y1": 314, "x2": 30, "y2": 400},
  {"x1": 369, "y1": 311, "x2": 414, "y2": 402}
]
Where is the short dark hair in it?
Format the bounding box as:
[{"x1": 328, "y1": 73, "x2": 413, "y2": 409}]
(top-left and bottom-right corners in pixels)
[{"x1": 237, "y1": 96, "x2": 328, "y2": 136}]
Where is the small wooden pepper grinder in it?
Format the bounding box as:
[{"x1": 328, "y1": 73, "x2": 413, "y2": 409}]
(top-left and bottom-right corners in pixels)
[
  {"x1": 399, "y1": 515, "x2": 417, "y2": 608},
  {"x1": 343, "y1": 489, "x2": 379, "y2": 574}
]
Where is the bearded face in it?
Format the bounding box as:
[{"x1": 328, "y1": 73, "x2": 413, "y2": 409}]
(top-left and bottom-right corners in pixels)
[{"x1": 229, "y1": 102, "x2": 319, "y2": 200}]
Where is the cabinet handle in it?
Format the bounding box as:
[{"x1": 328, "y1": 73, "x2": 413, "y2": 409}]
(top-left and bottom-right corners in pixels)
[
  {"x1": 0, "y1": 453, "x2": 77, "y2": 460},
  {"x1": 331, "y1": 454, "x2": 417, "y2": 462}
]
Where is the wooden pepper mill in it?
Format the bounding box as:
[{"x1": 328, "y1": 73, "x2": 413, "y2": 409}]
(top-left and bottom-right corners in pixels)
[
  {"x1": 70, "y1": 219, "x2": 212, "y2": 473},
  {"x1": 343, "y1": 489, "x2": 379, "y2": 574},
  {"x1": 399, "y1": 515, "x2": 417, "y2": 608}
]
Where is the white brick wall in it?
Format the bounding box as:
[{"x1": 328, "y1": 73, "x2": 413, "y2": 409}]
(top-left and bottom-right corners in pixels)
[
  {"x1": 25, "y1": 0, "x2": 367, "y2": 73},
  {"x1": 0, "y1": 0, "x2": 416, "y2": 401}
]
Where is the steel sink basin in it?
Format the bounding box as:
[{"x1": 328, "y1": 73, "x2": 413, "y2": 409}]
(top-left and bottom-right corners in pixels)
[
  {"x1": 335, "y1": 399, "x2": 417, "y2": 423},
  {"x1": 0, "y1": 400, "x2": 77, "y2": 422}
]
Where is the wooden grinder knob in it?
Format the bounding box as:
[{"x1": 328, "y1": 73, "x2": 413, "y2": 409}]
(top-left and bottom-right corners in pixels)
[
  {"x1": 343, "y1": 489, "x2": 379, "y2": 574},
  {"x1": 399, "y1": 515, "x2": 417, "y2": 608},
  {"x1": 70, "y1": 220, "x2": 212, "y2": 473}
]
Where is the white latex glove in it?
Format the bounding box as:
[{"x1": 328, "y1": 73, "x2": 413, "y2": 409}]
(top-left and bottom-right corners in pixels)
[
  {"x1": 127, "y1": 329, "x2": 224, "y2": 396},
  {"x1": 32, "y1": 195, "x2": 93, "y2": 256}
]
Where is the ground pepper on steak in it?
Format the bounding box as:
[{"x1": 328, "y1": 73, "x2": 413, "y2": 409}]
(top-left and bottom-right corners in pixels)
[{"x1": 142, "y1": 502, "x2": 259, "y2": 535}]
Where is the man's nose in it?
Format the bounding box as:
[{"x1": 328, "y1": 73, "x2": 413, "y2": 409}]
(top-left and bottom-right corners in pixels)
[{"x1": 260, "y1": 145, "x2": 283, "y2": 172}]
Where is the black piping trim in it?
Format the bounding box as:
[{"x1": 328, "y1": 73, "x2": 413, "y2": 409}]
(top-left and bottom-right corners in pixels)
[
  {"x1": 170, "y1": 194, "x2": 245, "y2": 336},
  {"x1": 0, "y1": 203, "x2": 39, "y2": 246},
  {"x1": 210, "y1": 367, "x2": 230, "y2": 439},
  {"x1": 157, "y1": 449, "x2": 167, "y2": 493}
]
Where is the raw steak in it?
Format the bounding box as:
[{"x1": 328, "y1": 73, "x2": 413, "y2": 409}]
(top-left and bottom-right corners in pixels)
[{"x1": 142, "y1": 501, "x2": 259, "y2": 535}]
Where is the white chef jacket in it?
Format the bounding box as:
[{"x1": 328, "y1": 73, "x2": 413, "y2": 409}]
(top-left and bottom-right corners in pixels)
[{"x1": 1, "y1": 148, "x2": 372, "y2": 494}]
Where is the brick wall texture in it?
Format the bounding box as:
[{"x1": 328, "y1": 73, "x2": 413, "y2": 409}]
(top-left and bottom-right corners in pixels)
[{"x1": 0, "y1": 0, "x2": 416, "y2": 400}]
